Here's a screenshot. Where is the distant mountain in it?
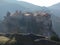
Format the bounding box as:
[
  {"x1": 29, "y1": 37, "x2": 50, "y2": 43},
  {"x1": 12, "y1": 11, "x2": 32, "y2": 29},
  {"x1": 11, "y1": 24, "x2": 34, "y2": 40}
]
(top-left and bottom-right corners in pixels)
[
  {"x1": 49, "y1": 3, "x2": 60, "y2": 36},
  {"x1": 0, "y1": 1, "x2": 27, "y2": 20},
  {"x1": 0, "y1": 0, "x2": 48, "y2": 20},
  {"x1": 49, "y1": 3, "x2": 60, "y2": 17},
  {"x1": 51, "y1": 15, "x2": 60, "y2": 36}
]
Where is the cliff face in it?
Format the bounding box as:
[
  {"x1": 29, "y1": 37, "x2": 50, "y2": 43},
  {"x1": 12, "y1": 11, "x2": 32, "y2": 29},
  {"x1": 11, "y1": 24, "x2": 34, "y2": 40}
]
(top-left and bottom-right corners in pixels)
[{"x1": 2, "y1": 11, "x2": 55, "y2": 37}]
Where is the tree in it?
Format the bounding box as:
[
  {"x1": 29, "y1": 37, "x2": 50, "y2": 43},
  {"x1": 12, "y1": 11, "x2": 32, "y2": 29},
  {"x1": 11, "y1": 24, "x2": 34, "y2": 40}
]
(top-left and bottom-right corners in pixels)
[{"x1": 7, "y1": 11, "x2": 11, "y2": 17}]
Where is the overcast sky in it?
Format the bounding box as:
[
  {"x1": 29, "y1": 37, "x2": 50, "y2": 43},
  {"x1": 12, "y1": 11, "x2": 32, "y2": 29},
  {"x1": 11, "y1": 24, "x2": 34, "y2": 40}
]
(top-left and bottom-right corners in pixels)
[{"x1": 17, "y1": 0, "x2": 60, "y2": 7}]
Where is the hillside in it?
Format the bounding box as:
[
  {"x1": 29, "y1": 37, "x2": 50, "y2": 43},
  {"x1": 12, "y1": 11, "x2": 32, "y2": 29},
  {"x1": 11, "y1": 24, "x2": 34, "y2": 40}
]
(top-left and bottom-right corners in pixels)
[{"x1": 49, "y1": 3, "x2": 60, "y2": 17}]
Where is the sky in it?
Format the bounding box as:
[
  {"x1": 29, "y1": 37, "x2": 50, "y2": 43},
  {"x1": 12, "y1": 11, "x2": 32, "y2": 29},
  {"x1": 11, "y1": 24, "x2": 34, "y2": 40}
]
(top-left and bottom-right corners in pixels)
[{"x1": 17, "y1": 0, "x2": 60, "y2": 7}]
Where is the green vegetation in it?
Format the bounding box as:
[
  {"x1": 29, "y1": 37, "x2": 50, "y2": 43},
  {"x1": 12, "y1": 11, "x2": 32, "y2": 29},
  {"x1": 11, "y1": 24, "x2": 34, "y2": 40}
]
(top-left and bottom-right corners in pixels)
[{"x1": 50, "y1": 35, "x2": 60, "y2": 42}]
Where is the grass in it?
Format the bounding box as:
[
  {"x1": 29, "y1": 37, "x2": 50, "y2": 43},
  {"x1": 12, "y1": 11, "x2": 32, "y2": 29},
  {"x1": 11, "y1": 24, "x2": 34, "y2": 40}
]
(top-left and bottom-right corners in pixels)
[{"x1": 0, "y1": 36, "x2": 16, "y2": 45}]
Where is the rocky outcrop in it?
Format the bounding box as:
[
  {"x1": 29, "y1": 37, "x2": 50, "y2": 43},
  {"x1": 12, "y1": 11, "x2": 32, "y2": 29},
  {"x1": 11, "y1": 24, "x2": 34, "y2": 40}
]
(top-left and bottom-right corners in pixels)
[{"x1": 2, "y1": 11, "x2": 55, "y2": 37}]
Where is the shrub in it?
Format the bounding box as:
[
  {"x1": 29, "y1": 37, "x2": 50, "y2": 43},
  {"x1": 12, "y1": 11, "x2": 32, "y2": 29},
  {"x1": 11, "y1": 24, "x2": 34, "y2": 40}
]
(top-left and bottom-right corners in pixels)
[{"x1": 50, "y1": 35, "x2": 60, "y2": 42}]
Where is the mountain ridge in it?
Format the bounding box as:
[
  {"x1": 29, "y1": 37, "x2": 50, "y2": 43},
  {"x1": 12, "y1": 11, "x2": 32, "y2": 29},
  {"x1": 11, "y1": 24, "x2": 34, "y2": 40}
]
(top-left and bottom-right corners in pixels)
[{"x1": 0, "y1": 0, "x2": 48, "y2": 19}]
